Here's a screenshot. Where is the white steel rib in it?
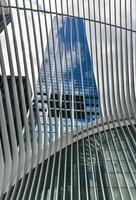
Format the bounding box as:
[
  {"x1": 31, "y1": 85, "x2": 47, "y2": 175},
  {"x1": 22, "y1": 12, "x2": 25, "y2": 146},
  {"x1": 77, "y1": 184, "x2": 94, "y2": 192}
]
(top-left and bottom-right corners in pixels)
[{"x1": 0, "y1": 0, "x2": 136, "y2": 199}]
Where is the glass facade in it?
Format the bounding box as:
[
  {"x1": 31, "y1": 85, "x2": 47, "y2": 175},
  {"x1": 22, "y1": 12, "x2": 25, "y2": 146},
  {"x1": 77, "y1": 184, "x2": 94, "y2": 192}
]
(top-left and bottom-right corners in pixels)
[
  {"x1": 33, "y1": 126, "x2": 136, "y2": 200},
  {"x1": 6, "y1": 125, "x2": 136, "y2": 200}
]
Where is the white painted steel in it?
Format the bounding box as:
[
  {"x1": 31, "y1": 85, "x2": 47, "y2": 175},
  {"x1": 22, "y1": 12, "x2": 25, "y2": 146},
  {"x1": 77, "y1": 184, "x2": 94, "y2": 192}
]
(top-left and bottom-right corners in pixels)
[{"x1": 0, "y1": 0, "x2": 136, "y2": 199}]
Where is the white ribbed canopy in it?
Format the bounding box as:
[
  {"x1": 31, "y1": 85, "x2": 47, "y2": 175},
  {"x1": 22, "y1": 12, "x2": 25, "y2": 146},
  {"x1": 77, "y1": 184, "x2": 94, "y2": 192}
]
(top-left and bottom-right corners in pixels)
[{"x1": 0, "y1": 0, "x2": 136, "y2": 199}]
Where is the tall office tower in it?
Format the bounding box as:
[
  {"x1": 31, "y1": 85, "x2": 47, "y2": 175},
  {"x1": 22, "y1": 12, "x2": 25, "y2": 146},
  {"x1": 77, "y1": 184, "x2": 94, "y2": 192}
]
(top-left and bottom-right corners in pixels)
[{"x1": 34, "y1": 17, "x2": 99, "y2": 142}]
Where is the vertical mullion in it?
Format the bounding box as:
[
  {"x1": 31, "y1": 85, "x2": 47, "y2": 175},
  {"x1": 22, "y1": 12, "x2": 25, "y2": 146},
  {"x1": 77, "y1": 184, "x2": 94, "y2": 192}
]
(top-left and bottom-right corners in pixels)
[
  {"x1": 76, "y1": 1, "x2": 91, "y2": 199},
  {"x1": 129, "y1": 0, "x2": 136, "y2": 115},
  {"x1": 43, "y1": 0, "x2": 61, "y2": 199},
  {"x1": 87, "y1": 0, "x2": 101, "y2": 198},
  {"x1": 69, "y1": 3, "x2": 83, "y2": 199},
  {"x1": 108, "y1": 0, "x2": 134, "y2": 198},
  {"x1": 124, "y1": 0, "x2": 133, "y2": 117},
  {"x1": 13, "y1": 0, "x2": 37, "y2": 166},
  {"x1": 60, "y1": 5, "x2": 74, "y2": 199},
  {"x1": 70, "y1": 1, "x2": 86, "y2": 199},
  {"x1": 119, "y1": 0, "x2": 129, "y2": 117},
  {"x1": 101, "y1": 2, "x2": 124, "y2": 197},
  {"x1": 0, "y1": 10, "x2": 26, "y2": 197},
  {"x1": 29, "y1": 0, "x2": 48, "y2": 149},
  {"x1": 4, "y1": 1, "x2": 36, "y2": 198},
  {"x1": 95, "y1": 0, "x2": 115, "y2": 199},
  {"x1": 40, "y1": 2, "x2": 61, "y2": 199},
  {"x1": 7, "y1": 0, "x2": 35, "y2": 170},
  {"x1": 53, "y1": 0, "x2": 68, "y2": 199},
  {"x1": 110, "y1": 126, "x2": 133, "y2": 200},
  {"x1": 65, "y1": 1, "x2": 78, "y2": 199},
  {"x1": 36, "y1": 1, "x2": 58, "y2": 198},
  {"x1": 48, "y1": 0, "x2": 60, "y2": 143},
  {"x1": 0, "y1": 88, "x2": 12, "y2": 196},
  {"x1": 22, "y1": 0, "x2": 47, "y2": 197},
  {"x1": 0, "y1": 1, "x2": 25, "y2": 186},
  {"x1": 22, "y1": 0, "x2": 42, "y2": 162},
  {"x1": 14, "y1": 0, "x2": 37, "y2": 167},
  {"x1": 91, "y1": 0, "x2": 107, "y2": 198},
  {"x1": 29, "y1": 0, "x2": 55, "y2": 198},
  {"x1": 41, "y1": 0, "x2": 53, "y2": 146},
  {"x1": 108, "y1": 0, "x2": 118, "y2": 118},
  {"x1": 6, "y1": 0, "x2": 38, "y2": 198}
]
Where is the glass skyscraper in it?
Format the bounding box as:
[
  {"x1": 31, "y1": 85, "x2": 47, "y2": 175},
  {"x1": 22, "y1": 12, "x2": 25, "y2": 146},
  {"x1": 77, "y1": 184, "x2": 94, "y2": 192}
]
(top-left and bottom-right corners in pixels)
[{"x1": 35, "y1": 16, "x2": 99, "y2": 141}]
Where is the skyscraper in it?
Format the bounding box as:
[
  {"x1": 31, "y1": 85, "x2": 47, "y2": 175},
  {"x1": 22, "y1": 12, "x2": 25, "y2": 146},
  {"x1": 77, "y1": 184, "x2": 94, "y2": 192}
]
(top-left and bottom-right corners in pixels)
[{"x1": 34, "y1": 16, "x2": 99, "y2": 142}]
